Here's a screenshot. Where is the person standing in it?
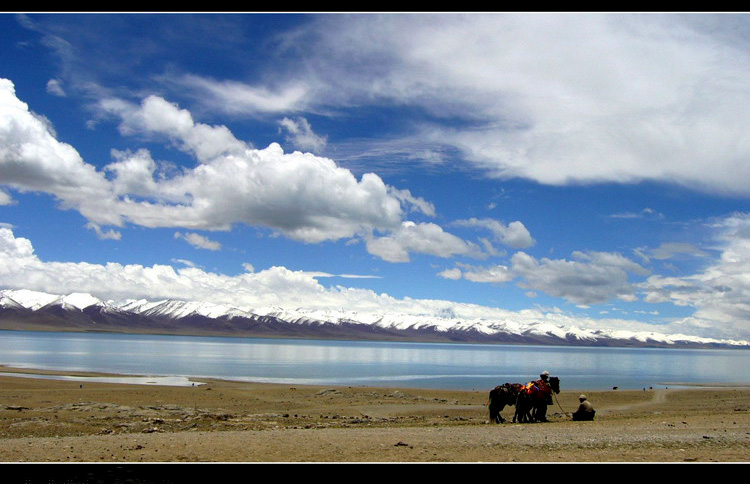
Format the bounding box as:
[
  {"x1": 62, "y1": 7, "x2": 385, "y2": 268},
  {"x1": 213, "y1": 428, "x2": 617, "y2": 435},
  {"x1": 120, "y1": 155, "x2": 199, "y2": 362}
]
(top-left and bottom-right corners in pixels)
[{"x1": 534, "y1": 371, "x2": 552, "y2": 422}]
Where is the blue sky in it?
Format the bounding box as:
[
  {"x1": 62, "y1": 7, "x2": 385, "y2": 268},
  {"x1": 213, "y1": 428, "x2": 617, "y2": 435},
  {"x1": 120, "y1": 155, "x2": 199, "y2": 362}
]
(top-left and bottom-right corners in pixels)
[{"x1": 2, "y1": 12, "x2": 750, "y2": 342}]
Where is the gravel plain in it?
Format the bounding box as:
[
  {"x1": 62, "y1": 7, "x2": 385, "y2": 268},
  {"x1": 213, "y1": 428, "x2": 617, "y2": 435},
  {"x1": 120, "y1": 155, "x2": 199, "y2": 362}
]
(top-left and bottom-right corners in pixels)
[{"x1": 1, "y1": 366, "x2": 749, "y2": 464}]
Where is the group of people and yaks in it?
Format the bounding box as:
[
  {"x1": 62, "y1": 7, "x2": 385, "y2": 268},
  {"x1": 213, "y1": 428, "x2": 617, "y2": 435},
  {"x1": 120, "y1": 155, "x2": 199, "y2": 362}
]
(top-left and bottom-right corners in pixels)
[{"x1": 488, "y1": 370, "x2": 561, "y2": 424}]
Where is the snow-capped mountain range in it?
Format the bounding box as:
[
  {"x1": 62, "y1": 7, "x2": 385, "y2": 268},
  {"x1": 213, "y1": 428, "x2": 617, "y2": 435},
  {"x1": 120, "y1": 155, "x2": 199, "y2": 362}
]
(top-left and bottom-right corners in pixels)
[{"x1": 0, "y1": 288, "x2": 748, "y2": 349}]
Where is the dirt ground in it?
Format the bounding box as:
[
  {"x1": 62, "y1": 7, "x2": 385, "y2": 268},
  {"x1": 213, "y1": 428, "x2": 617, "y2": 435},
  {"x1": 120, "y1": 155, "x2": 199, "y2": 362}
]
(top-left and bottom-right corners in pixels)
[{"x1": 1, "y1": 366, "x2": 749, "y2": 465}]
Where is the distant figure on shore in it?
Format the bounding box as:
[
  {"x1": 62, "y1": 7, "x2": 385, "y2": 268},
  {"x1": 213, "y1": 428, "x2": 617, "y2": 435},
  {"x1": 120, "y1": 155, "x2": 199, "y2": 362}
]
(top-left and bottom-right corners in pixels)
[{"x1": 571, "y1": 394, "x2": 595, "y2": 421}]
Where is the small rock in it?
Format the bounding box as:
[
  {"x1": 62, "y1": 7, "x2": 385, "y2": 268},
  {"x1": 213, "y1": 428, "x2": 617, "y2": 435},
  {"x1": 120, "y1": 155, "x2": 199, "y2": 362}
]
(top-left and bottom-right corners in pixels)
[{"x1": 6, "y1": 406, "x2": 29, "y2": 411}]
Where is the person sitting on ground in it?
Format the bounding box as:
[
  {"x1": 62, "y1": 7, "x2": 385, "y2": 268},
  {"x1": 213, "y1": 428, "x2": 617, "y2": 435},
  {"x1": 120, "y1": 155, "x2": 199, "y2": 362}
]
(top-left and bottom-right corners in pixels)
[{"x1": 571, "y1": 394, "x2": 596, "y2": 421}]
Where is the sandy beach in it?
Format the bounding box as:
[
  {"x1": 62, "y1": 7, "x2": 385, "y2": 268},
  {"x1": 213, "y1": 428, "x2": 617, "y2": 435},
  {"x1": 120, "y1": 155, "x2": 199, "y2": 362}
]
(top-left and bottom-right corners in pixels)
[{"x1": 1, "y1": 366, "x2": 749, "y2": 464}]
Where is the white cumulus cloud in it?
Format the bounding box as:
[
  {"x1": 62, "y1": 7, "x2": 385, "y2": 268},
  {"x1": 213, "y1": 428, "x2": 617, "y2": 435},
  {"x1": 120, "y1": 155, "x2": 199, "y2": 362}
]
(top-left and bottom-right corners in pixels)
[
  {"x1": 366, "y1": 221, "x2": 484, "y2": 263},
  {"x1": 453, "y1": 217, "x2": 535, "y2": 249},
  {"x1": 279, "y1": 116, "x2": 327, "y2": 153},
  {"x1": 0, "y1": 79, "x2": 473, "y2": 262},
  {"x1": 0, "y1": 78, "x2": 119, "y2": 226},
  {"x1": 510, "y1": 250, "x2": 649, "y2": 306},
  {"x1": 174, "y1": 232, "x2": 222, "y2": 251}
]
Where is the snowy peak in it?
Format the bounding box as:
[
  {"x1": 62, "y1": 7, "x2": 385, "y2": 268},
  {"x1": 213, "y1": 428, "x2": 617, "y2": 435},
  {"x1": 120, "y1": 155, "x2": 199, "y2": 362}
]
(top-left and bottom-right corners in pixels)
[
  {"x1": 55, "y1": 293, "x2": 103, "y2": 311},
  {"x1": 116, "y1": 298, "x2": 252, "y2": 320},
  {"x1": 0, "y1": 289, "x2": 61, "y2": 310},
  {"x1": 0, "y1": 289, "x2": 104, "y2": 311},
  {"x1": 0, "y1": 292, "x2": 25, "y2": 310}
]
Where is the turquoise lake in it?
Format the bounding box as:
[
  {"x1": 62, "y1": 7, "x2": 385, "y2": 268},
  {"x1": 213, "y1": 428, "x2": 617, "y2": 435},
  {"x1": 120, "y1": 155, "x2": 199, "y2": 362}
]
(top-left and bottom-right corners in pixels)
[{"x1": 0, "y1": 330, "x2": 748, "y2": 391}]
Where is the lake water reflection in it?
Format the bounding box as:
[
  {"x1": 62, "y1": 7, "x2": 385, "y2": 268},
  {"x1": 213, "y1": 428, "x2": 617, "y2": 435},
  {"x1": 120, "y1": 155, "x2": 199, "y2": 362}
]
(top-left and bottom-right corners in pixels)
[{"x1": 0, "y1": 330, "x2": 748, "y2": 391}]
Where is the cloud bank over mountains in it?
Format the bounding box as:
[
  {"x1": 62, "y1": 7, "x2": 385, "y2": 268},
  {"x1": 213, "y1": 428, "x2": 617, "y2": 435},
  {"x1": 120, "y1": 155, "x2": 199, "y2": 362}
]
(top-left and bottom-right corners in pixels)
[{"x1": 1, "y1": 214, "x2": 750, "y2": 342}]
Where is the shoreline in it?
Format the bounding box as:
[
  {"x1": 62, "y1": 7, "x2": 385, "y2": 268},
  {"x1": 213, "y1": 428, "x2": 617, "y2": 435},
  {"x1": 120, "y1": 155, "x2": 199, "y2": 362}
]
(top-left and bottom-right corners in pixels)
[
  {"x1": 658, "y1": 381, "x2": 750, "y2": 388},
  {"x1": 1, "y1": 366, "x2": 750, "y2": 462},
  {"x1": 2, "y1": 364, "x2": 749, "y2": 393}
]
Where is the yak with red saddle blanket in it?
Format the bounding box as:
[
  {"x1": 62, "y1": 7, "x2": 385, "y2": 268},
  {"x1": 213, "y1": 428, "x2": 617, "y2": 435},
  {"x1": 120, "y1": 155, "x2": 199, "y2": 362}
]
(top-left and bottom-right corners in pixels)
[{"x1": 513, "y1": 376, "x2": 560, "y2": 423}]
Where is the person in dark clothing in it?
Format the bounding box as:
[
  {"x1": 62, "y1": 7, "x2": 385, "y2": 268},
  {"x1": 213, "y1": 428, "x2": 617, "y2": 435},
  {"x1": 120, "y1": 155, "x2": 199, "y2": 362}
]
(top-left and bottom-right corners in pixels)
[
  {"x1": 571, "y1": 394, "x2": 596, "y2": 421},
  {"x1": 533, "y1": 371, "x2": 552, "y2": 422}
]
